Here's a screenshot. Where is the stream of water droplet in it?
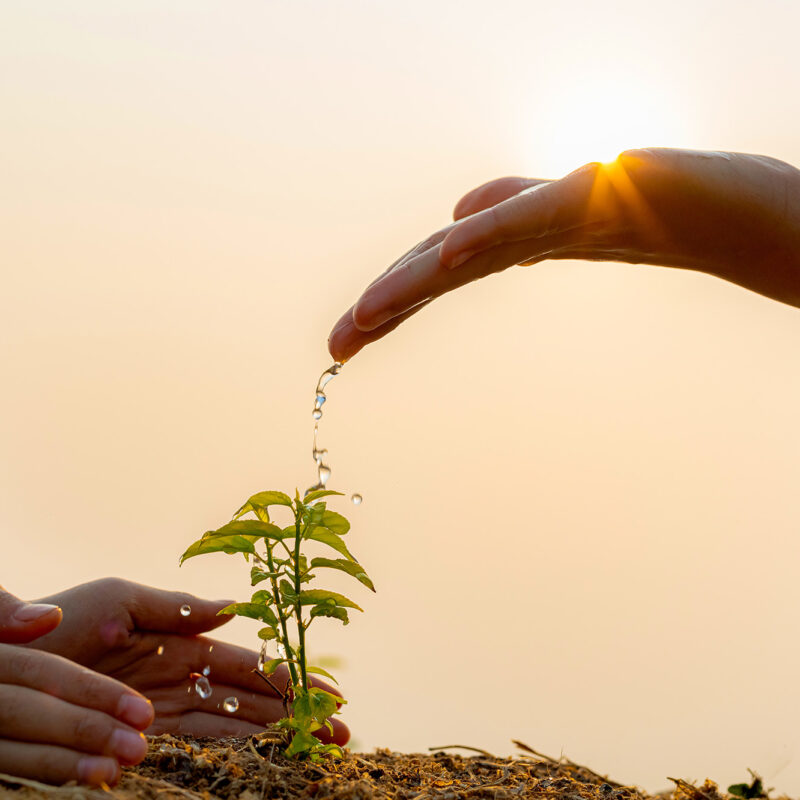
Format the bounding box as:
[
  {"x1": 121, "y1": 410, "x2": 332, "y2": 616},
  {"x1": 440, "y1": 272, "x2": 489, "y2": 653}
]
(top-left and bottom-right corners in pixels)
[{"x1": 306, "y1": 362, "x2": 364, "y2": 503}]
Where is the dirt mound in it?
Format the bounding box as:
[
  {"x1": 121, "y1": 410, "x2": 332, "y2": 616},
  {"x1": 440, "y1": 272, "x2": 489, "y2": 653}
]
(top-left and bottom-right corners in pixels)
[{"x1": 0, "y1": 735, "x2": 768, "y2": 800}]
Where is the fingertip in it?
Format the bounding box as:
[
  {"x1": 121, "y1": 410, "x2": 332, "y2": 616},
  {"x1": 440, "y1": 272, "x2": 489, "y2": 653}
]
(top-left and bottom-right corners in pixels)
[{"x1": 77, "y1": 756, "x2": 120, "y2": 787}]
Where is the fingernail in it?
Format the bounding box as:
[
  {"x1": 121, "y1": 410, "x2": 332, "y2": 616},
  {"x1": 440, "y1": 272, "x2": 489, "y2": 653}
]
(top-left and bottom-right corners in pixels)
[
  {"x1": 448, "y1": 249, "x2": 476, "y2": 269},
  {"x1": 13, "y1": 603, "x2": 60, "y2": 622},
  {"x1": 77, "y1": 756, "x2": 119, "y2": 786},
  {"x1": 109, "y1": 728, "x2": 148, "y2": 764},
  {"x1": 117, "y1": 694, "x2": 154, "y2": 728}
]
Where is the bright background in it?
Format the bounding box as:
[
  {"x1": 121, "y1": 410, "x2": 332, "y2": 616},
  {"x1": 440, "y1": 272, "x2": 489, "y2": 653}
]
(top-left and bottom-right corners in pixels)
[{"x1": 2, "y1": 0, "x2": 800, "y2": 793}]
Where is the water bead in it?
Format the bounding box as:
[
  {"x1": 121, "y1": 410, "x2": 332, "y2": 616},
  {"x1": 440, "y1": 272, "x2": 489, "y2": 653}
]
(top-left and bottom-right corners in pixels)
[
  {"x1": 223, "y1": 696, "x2": 240, "y2": 713},
  {"x1": 312, "y1": 408, "x2": 322, "y2": 420},
  {"x1": 179, "y1": 604, "x2": 191, "y2": 617},
  {"x1": 156, "y1": 645, "x2": 165, "y2": 656},
  {"x1": 202, "y1": 665, "x2": 211, "y2": 677},
  {"x1": 351, "y1": 493, "x2": 363, "y2": 505},
  {"x1": 194, "y1": 676, "x2": 212, "y2": 699},
  {"x1": 317, "y1": 465, "x2": 331, "y2": 485}
]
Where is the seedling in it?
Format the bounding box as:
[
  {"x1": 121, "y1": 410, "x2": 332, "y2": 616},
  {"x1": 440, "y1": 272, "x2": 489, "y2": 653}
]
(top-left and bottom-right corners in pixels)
[{"x1": 180, "y1": 488, "x2": 374, "y2": 759}]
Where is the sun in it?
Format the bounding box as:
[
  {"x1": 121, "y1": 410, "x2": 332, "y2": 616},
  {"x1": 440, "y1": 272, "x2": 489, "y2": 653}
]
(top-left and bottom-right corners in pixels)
[{"x1": 522, "y1": 70, "x2": 689, "y2": 178}]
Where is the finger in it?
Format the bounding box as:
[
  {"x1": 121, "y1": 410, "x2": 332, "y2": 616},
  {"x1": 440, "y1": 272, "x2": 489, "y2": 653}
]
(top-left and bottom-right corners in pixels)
[
  {"x1": 146, "y1": 680, "x2": 287, "y2": 726},
  {"x1": 127, "y1": 583, "x2": 235, "y2": 636},
  {"x1": 453, "y1": 176, "x2": 549, "y2": 220},
  {"x1": 0, "y1": 740, "x2": 120, "y2": 787},
  {"x1": 440, "y1": 162, "x2": 603, "y2": 269},
  {"x1": 0, "y1": 585, "x2": 61, "y2": 644},
  {"x1": 0, "y1": 684, "x2": 147, "y2": 766},
  {"x1": 0, "y1": 644, "x2": 154, "y2": 729},
  {"x1": 148, "y1": 708, "x2": 349, "y2": 744},
  {"x1": 329, "y1": 299, "x2": 433, "y2": 361},
  {"x1": 147, "y1": 712, "x2": 267, "y2": 738}
]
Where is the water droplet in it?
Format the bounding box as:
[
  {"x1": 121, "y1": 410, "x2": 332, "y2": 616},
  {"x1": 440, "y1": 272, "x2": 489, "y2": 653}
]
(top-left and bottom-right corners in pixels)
[
  {"x1": 257, "y1": 641, "x2": 268, "y2": 673},
  {"x1": 156, "y1": 645, "x2": 165, "y2": 656},
  {"x1": 208, "y1": 645, "x2": 214, "y2": 653},
  {"x1": 276, "y1": 641, "x2": 287, "y2": 659},
  {"x1": 223, "y1": 696, "x2": 239, "y2": 713},
  {"x1": 202, "y1": 665, "x2": 211, "y2": 677},
  {"x1": 179, "y1": 604, "x2": 191, "y2": 617},
  {"x1": 194, "y1": 675, "x2": 212, "y2": 699},
  {"x1": 312, "y1": 408, "x2": 322, "y2": 420},
  {"x1": 313, "y1": 448, "x2": 328, "y2": 464},
  {"x1": 351, "y1": 493, "x2": 363, "y2": 505},
  {"x1": 318, "y1": 464, "x2": 331, "y2": 485},
  {"x1": 315, "y1": 392, "x2": 327, "y2": 409}
]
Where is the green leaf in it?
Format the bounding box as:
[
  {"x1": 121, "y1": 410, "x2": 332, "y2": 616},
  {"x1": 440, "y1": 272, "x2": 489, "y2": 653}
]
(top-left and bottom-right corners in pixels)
[
  {"x1": 180, "y1": 535, "x2": 257, "y2": 564},
  {"x1": 293, "y1": 687, "x2": 339, "y2": 728},
  {"x1": 309, "y1": 558, "x2": 375, "y2": 591},
  {"x1": 204, "y1": 519, "x2": 289, "y2": 542},
  {"x1": 284, "y1": 730, "x2": 322, "y2": 758},
  {"x1": 303, "y1": 489, "x2": 344, "y2": 504},
  {"x1": 258, "y1": 626, "x2": 279, "y2": 641},
  {"x1": 306, "y1": 666, "x2": 339, "y2": 685},
  {"x1": 250, "y1": 589, "x2": 273, "y2": 605},
  {"x1": 305, "y1": 528, "x2": 357, "y2": 561},
  {"x1": 219, "y1": 602, "x2": 278, "y2": 626},
  {"x1": 279, "y1": 578, "x2": 297, "y2": 604},
  {"x1": 310, "y1": 605, "x2": 349, "y2": 624},
  {"x1": 320, "y1": 510, "x2": 350, "y2": 536},
  {"x1": 233, "y1": 490, "x2": 293, "y2": 520},
  {"x1": 259, "y1": 657, "x2": 285, "y2": 676},
  {"x1": 251, "y1": 566, "x2": 277, "y2": 586},
  {"x1": 298, "y1": 589, "x2": 363, "y2": 611}
]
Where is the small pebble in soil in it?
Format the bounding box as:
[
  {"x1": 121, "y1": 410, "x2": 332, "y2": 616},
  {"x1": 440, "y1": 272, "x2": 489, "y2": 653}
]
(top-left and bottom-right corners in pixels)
[{"x1": 179, "y1": 604, "x2": 191, "y2": 617}]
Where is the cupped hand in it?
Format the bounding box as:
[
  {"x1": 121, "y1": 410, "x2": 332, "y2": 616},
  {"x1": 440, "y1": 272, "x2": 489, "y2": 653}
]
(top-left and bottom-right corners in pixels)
[
  {"x1": 329, "y1": 149, "x2": 800, "y2": 361},
  {"x1": 0, "y1": 585, "x2": 153, "y2": 786},
  {"x1": 27, "y1": 578, "x2": 349, "y2": 745}
]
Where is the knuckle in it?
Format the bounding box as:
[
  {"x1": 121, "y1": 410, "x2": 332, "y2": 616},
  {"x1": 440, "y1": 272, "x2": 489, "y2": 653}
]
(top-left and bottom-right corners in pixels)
[
  {"x1": 71, "y1": 712, "x2": 112, "y2": 749},
  {"x1": 6, "y1": 647, "x2": 44, "y2": 684}
]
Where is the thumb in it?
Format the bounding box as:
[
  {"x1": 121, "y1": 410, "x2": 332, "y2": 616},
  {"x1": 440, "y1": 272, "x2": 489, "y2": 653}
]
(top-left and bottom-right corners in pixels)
[
  {"x1": 128, "y1": 583, "x2": 235, "y2": 635},
  {"x1": 0, "y1": 585, "x2": 62, "y2": 643}
]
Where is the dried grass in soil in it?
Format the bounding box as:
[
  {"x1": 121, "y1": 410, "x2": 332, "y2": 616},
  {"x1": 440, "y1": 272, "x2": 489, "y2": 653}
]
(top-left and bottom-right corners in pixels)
[{"x1": 0, "y1": 735, "x2": 786, "y2": 800}]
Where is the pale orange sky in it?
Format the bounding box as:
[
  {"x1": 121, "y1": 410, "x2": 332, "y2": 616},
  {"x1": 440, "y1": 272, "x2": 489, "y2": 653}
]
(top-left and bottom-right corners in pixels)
[{"x1": 2, "y1": 1, "x2": 800, "y2": 793}]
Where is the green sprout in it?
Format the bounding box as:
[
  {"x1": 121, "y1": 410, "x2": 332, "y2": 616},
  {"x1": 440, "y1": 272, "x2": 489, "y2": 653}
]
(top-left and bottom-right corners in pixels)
[
  {"x1": 179, "y1": 488, "x2": 374, "y2": 760},
  {"x1": 729, "y1": 772, "x2": 767, "y2": 799}
]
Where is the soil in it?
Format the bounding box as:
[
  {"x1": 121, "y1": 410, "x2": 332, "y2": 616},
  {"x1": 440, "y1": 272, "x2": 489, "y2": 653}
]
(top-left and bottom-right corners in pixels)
[{"x1": 0, "y1": 735, "x2": 781, "y2": 800}]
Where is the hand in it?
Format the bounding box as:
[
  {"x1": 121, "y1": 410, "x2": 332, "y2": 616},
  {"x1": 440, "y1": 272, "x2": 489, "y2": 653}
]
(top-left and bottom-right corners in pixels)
[
  {"x1": 328, "y1": 149, "x2": 800, "y2": 361},
  {"x1": 0, "y1": 585, "x2": 154, "y2": 786},
  {"x1": 26, "y1": 578, "x2": 349, "y2": 744}
]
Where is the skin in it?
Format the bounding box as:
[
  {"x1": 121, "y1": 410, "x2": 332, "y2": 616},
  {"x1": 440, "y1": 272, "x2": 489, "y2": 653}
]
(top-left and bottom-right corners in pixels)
[
  {"x1": 0, "y1": 579, "x2": 348, "y2": 787},
  {"x1": 328, "y1": 148, "x2": 800, "y2": 361}
]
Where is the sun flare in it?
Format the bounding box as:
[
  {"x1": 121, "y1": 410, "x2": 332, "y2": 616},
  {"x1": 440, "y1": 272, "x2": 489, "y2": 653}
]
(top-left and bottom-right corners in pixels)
[{"x1": 524, "y1": 71, "x2": 688, "y2": 178}]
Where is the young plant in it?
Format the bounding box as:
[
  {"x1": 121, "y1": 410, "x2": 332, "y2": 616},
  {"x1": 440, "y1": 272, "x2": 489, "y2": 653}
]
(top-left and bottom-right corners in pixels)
[{"x1": 179, "y1": 488, "x2": 374, "y2": 759}]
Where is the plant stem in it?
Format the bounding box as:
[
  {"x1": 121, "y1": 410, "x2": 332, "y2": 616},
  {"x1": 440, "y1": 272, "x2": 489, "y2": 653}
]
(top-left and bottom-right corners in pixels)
[
  {"x1": 262, "y1": 548, "x2": 299, "y2": 688},
  {"x1": 293, "y1": 505, "x2": 308, "y2": 692}
]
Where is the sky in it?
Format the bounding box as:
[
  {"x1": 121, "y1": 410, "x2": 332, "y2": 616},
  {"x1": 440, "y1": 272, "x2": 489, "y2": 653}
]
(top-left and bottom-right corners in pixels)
[{"x1": 2, "y1": 0, "x2": 800, "y2": 792}]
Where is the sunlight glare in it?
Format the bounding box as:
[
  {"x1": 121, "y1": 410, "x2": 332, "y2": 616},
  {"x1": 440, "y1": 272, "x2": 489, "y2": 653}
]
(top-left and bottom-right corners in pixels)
[{"x1": 523, "y1": 71, "x2": 688, "y2": 177}]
